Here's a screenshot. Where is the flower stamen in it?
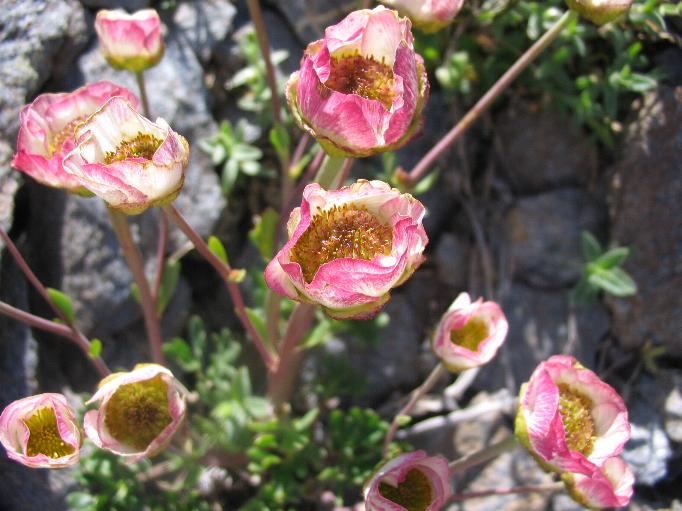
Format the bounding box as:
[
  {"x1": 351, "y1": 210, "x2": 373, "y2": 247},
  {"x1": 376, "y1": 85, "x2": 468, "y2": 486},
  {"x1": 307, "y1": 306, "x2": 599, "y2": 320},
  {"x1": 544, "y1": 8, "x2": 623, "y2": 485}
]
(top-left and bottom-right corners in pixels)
[
  {"x1": 49, "y1": 117, "x2": 87, "y2": 155},
  {"x1": 23, "y1": 407, "x2": 75, "y2": 459},
  {"x1": 325, "y1": 53, "x2": 396, "y2": 109},
  {"x1": 558, "y1": 383, "x2": 596, "y2": 455},
  {"x1": 450, "y1": 317, "x2": 489, "y2": 351},
  {"x1": 290, "y1": 204, "x2": 393, "y2": 283},
  {"x1": 104, "y1": 132, "x2": 163, "y2": 164},
  {"x1": 378, "y1": 468, "x2": 434, "y2": 511}
]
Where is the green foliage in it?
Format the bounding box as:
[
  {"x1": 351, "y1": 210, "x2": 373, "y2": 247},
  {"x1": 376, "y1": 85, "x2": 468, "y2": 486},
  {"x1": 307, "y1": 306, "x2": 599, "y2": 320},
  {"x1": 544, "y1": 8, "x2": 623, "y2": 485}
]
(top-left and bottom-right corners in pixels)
[
  {"x1": 377, "y1": 152, "x2": 440, "y2": 195},
  {"x1": 207, "y1": 235, "x2": 229, "y2": 265},
  {"x1": 249, "y1": 208, "x2": 280, "y2": 261},
  {"x1": 572, "y1": 231, "x2": 638, "y2": 303},
  {"x1": 47, "y1": 287, "x2": 75, "y2": 324},
  {"x1": 89, "y1": 338, "x2": 103, "y2": 358},
  {"x1": 433, "y1": 0, "x2": 672, "y2": 146}
]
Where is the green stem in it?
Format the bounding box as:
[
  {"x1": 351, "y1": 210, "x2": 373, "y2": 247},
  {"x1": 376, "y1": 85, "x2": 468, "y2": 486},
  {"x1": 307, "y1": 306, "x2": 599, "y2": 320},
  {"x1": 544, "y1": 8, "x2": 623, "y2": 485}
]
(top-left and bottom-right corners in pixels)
[
  {"x1": 399, "y1": 10, "x2": 577, "y2": 186},
  {"x1": 449, "y1": 435, "x2": 519, "y2": 475},
  {"x1": 108, "y1": 209, "x2": 165, "y2": 365},
  {"x1": 314, "y1": 155, "x2": 348, "y2": 188},
  {"x1": 135, "y1": 71, "x2": 151, "y2": 118}
]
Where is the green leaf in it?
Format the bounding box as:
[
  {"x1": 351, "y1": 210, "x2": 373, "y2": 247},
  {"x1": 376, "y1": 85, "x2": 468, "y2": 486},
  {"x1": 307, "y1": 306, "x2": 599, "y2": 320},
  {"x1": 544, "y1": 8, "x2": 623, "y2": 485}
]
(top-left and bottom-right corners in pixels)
[
  {"x1": 580, "y1": 231, "x2": 602, "y2": 261},
  {"x1": 47, "y1": 288, "x2": 75, "y2": 324},
  {"x1": 157, "y1": 259, "x2": 181, "y2": 314},
  {"x1": 163, "y1": 337, "x2": 200, "y2": 372},
  {"x1": 269, "y1": 124, "x2": 290, "y2": 165},
  {"x1": 300, "y1": 319, "x2": 332, "y2": 349},
  {"x1": 596, "y1": 247, "x2": 630, "y2": 270},
  {"x1": 130, "y1": 283, "x2": 141, "y2": 305},
  {"x1": 245, "y1": 308, "x2": 270, "y2": 346},
  {"x1": 411, "y1": 169, "x2": 440, "y2": 195},
  {"x1": 588, "y1": 267, "x2": 637, "y2": 297},
  {"x1": 89, "y1": 338, "x2": 102, "y2": 358},
  {"x1": 249, "y1": 208, "x2": 279, "y2": 260},
  {"x1": 232, "y1": 143, "x2": 263, "y2": 161},
  {"x1": 208, "y1": 235, "x2": 228, "y2": 264},
  {"x1": 222, "y1": 158, "x2": 240, "y2": 196}
]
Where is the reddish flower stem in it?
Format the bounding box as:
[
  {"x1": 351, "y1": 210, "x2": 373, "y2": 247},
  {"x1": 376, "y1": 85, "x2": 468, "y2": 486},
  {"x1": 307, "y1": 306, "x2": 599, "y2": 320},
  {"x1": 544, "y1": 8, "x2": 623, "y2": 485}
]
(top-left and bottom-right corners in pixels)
[
  {"x1": 0, "y1": 227, "x2": 110, "y2": 377},
  {"x1": 152, "y1": 211, "x2": 169, "y2": 304},
  {"x1": 449, "y1": 435, "x2": 519, "y2": 474},
  {"x1": 162, "y1": 204, "x2": 278, "y2": 372},
  {"x1": 449, "y1": 482, "x2": 564, "y2": 502},
  {"x1": 399, "y1": 10, "x2": 577, "y2": 186},
  {"x1": 383, "y1": 363, "x2": 448, "y2": 457},
  {"x1": 135, "y1": 71, "x2": 151, "y2": 118},
  {"x1": 108, "y1": 209, "x2": 166, "y2": 365}
]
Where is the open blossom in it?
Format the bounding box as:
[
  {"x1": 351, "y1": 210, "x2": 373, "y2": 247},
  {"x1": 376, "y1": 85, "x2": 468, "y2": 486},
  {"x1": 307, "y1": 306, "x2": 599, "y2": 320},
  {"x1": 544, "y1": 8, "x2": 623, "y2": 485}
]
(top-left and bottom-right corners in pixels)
[
  {"x1": 286, "y1": 6, "x2": 429, "y2": 158},
  {"x1": 11, "y1": 81, "x2": 139, "y2": 194},
  {"x1": 62, "y1": 97, "x2": 189, "y2": 214},
  {"x1": 95, "y1": 9, "x2": 164, "y2": 72},
  {"x1": 364, "y1": 451, "x2": 452, "y2": 511},
  {"x1": 265, "y1": 180, "x2": 427, "y2": 320},
  {"x1": 0, "y1": 393, "x2": 82, "y2": 468},
  {"x1": 380, "y1": 0, "x2": 464, "y2": 33},
  {"x1": 515, "y1": 355, "x2": 630, "y2": 476},
  {"x1": 565, "y1": 0, "x2": 633, "y2": 25},
  {"x1": 562, "y1": 457, "x2": 634, "y2": 509},
  {"x1": 432, "y1": 292, "x2": 508, "y2": 372},
  {"x1": 84, "y1": 364, "x2": 187, "y2": 462}
]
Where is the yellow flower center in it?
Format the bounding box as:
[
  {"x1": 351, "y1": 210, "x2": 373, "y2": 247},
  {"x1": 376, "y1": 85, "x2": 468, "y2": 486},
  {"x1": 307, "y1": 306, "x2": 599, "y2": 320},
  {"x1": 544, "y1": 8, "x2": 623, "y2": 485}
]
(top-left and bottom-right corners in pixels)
[
  {"x1": 325, "y1": 53, "x2": 396, "y2": 109},
  {"x1": 104, "y1": 133, "x2": 163, "y2": 164},
  {"x1": 378, "y1": 468, "x2": 434, "y2": 511},
  {"x1": 290, "y1": 204, "x2": 393, "y2": 283},
  {"x1": 104, "y1": 375, "x2": 172, "y2": 451},
  {"x1": 49, "y1": 117, "x2": 86, "y2": 156},
  {"x1": 23, "y1": 407, "x2": 75, "y2": 459},
  {"x1": 450, "y1": 317, "x2": 489, "y2": 352},
  {"x1": 557, "y1": 383, "x2": 596, "y2": 456}
]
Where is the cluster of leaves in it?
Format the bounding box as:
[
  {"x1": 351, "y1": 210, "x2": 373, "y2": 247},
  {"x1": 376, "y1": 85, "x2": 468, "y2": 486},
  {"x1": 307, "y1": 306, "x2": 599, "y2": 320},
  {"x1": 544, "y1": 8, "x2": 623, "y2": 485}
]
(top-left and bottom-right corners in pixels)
[{"x1": 432, "y1": 0, "x2": 678, "y2": 146}]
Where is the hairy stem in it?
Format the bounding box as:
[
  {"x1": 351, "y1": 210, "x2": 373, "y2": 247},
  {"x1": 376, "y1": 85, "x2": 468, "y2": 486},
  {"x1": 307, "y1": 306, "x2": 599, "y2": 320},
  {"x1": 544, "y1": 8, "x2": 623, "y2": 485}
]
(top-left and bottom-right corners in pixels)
[
  {"x1": 135, "y1": 71, "x2": 151, "y2": 118},
  {"x1": 450, "y1": 482, "x2": 564, "y2": 502},
  {"x1": 162, "y1": 204, "x2": 278, "y2": 371},
  {"x1": 108, "y1": 209, "x2": 165, "y2": 365},
  {"x1": 383, "y1": 363, "x2": 448, "y2": 457},
  {"x1": 400, "y1": 10, "x2": 577, "y2": 186},
  {"x1": 449, "y1": 435, "x2": 519, "y2": 474}
]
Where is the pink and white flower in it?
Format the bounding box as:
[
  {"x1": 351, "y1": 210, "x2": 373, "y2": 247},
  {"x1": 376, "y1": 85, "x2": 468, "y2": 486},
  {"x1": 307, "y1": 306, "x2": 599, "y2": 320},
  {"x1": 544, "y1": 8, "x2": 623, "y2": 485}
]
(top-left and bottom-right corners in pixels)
[
  {"x1": 286, "y1": 6, "x2": 429, "y2": 158},
  {"x1": 432, "y1": 292, "x2": 508, "y2": 372},
  {"x1": 363, "y1": 451, "x2": 452, "y2": 511},
  {"x1": 62, "y1": 97, "x2": 189, "y2": 214},
  {"x1": 515, "y1": 355, "x2": 630, "y2": 476},
  {"x1": 0, "y1": 393, "x2": 81, "y2": 468},
  {"x1": 565, "y1": 0, "x2": 633, "y2": 25},
  {"x1": 12, "y1": 81, "x2": 139, "y2": 194},
  {"x1": 265, "y1": 180, "x2": 428, "y2": 320},
  {"x1": 562, "y1": 457, "x2": 634, "y2": 509},
  {"x1": 380, "y1": 0, "x2": 464, "y2": 33},
  {"x1": 95, "y1": 9, "x2": 164, "y2": 72},
  {"x1": 84, "y1": 364, "x2": 187, "y2": 462}
]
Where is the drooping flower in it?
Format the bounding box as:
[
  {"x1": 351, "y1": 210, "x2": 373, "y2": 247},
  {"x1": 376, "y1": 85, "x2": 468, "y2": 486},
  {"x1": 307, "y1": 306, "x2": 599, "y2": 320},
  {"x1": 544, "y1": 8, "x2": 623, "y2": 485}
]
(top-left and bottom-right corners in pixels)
[
  {"x1": 380, "y1": 0, "x2": 464, "y2": 33},
  {"x1": 0, "y1": 393, "x2": 82, "y2": 468},
  {"x1": 432, "y1": 292, "x2": 508, "y2": 372},
  {"x1": 286, "y1": 6, "x2": 429, "y2": 158},
  {"x1": 364, "y1": 451, "x2": 452, "y2": 511},
  {"x1": 11, "y1": 81, "x2": 139, "y2": 194},
  {"x1": 265, "y1": 180, "x2": 427, "y2": 320},
  {"x1": 95, "y1": 9, "x2": 164, "y2": 72},
  {"x1": 515, "y1": 355, "x2": 630, "y2": 476},
  {"x1": 562, "y1": 457, "x2": 634, "y2": 509},
  {"x1": 564, "y1": 0, "x2": 633, "y2": 25},
  {"x1": 62, "y1": 97, "x2": 189, "y2": 214},
  {"x1": 84, "y1": 363, "x2": 187, "y2": 462}
]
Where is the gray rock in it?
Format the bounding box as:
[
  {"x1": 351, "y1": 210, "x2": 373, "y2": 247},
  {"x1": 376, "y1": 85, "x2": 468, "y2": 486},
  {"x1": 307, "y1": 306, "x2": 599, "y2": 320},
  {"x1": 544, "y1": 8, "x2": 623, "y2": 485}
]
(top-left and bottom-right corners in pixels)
[
  {"x1": 664, "y1": 376, "x2": 682, "y2": 443},
  {"x1": 434, "y1": 233, "x2": 470, "y2": 289},
  {"x1": 168, "y1": 0, "x2": 236, "y2": 63},
  {"x1": 505, "y1": 188, "x2": 606, "y2": 289},
  {"x1": 0, "y1": 0, "x2": 88, "y2": 138},
  {"x1": 274, "y1": 0, "x2": 357, "y2": 43},
  {"x1": 79, "y1": 0, "x2": 151, "y2": 10},
  {"x1": 0, "y1": 141, "x2": 20, "y2": 238},
  {"x1": 496, "y1": 103, "x2": 597, "y2": 194},
  {"x1": 607, "y1": 86, "x2": 682, "y2": 356}
]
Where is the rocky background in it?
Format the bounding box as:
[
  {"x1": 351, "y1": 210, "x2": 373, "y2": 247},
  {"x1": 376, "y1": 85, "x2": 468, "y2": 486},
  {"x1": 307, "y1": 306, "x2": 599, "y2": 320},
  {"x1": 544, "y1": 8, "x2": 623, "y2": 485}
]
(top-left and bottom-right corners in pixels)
[{"x1": 1, "y1": 0, "x2": 681, "y2": 509}]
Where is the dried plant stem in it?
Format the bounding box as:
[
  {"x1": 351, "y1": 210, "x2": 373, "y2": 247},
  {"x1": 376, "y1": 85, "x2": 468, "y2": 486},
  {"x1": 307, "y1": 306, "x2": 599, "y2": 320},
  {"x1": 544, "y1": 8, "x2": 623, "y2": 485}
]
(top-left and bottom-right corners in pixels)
[
  {"x1": 108, "y1": 209, "x2": 165, "y2": 365},
  {"x1": 449, "y1": 435, "x2": 519, "y2": 474},
  {"x1": 449, "y1": 482, "x2": 564, "y2": 502},
  {"x1": 383, "y1": 363, "x2": 448, "y2": 457},
  {"x1": 135, "y1": 71, "x2": 151, "y2": 118},
  {"x1": 399, "y1": 10, "x2": 577, "y2": 186},
  {"x1": 162, "y1": 204, "x2": 278, "y2": 371},
  {"x1": 0, "y1": 228, "x2": 110, "y2": 377}
]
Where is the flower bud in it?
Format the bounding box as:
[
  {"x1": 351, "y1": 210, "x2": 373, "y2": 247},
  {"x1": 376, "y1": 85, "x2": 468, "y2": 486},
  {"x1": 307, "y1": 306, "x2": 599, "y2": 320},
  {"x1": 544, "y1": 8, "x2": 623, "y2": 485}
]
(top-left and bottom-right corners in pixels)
[
  {"x1": 84, "y1": 364, "x2": 187, "y2": 462},
  {"x1": 286, "y1": 6, "x2": 429, "y2": 158},
  {"x1": 363, "y1": 451, "x2": 452, "y2": 510},
  {"x1": 95, "y1": 9, "x2": 164, "y2": 72},
  {"x1": 62, "y1": 96, "x2": 189, "y2": 214},
  {"x1": 515, "y1": 355, "x2": 630, "y2": 476},
  {"x1": 432, "y1": 292, "x2": 508, "y2": 372},
  {"x1": 12, "y1": 81, "x2": 139, "y2": 194},
  {"x1": 0, "y1": 393, "x2": 82, "y2": 468},
  {"x1": 265, "y1": 179, "x2": 428, "y2": 319},
  {"x1": 565, "y1": 0, "x2": 633, "y2": 25},
  {"x1": 380, "y1": 0, "x2": 464, "y2": 33},
  {"x1": 562, "y1": 457, "x2": 634, "y2": 509}
]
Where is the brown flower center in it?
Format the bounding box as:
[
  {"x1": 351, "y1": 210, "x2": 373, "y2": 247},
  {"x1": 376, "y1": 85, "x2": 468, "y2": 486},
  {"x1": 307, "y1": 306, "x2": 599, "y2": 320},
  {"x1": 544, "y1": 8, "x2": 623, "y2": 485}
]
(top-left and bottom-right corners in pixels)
[
  {"x1": 558, "y1": 383, "x2": 596, "y2": 456},
  {"x1": 104, "y1": 375, "x2": 172, "y2": 451},
  {"x1": 23, "y1": 406, "x2": 75, "y2": 459},
  {"x1": 104, "y1": 133, "x2": 163, "y2": 164},
  {"x1": 49, "y1": 117, "x2": 87, "y2": 156},
  {"x1": 325, "y1": 53, "x2": 396, "y2": 109},
  {"x1": 378, "y1": 468, "x2": 434, "y2": 511},
  {"x1": 290, "y1": 204, "x2": 393, "y2": 283},
  {"x1": 450, "y1": 317, "x2": 489, "y2": 352}
]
